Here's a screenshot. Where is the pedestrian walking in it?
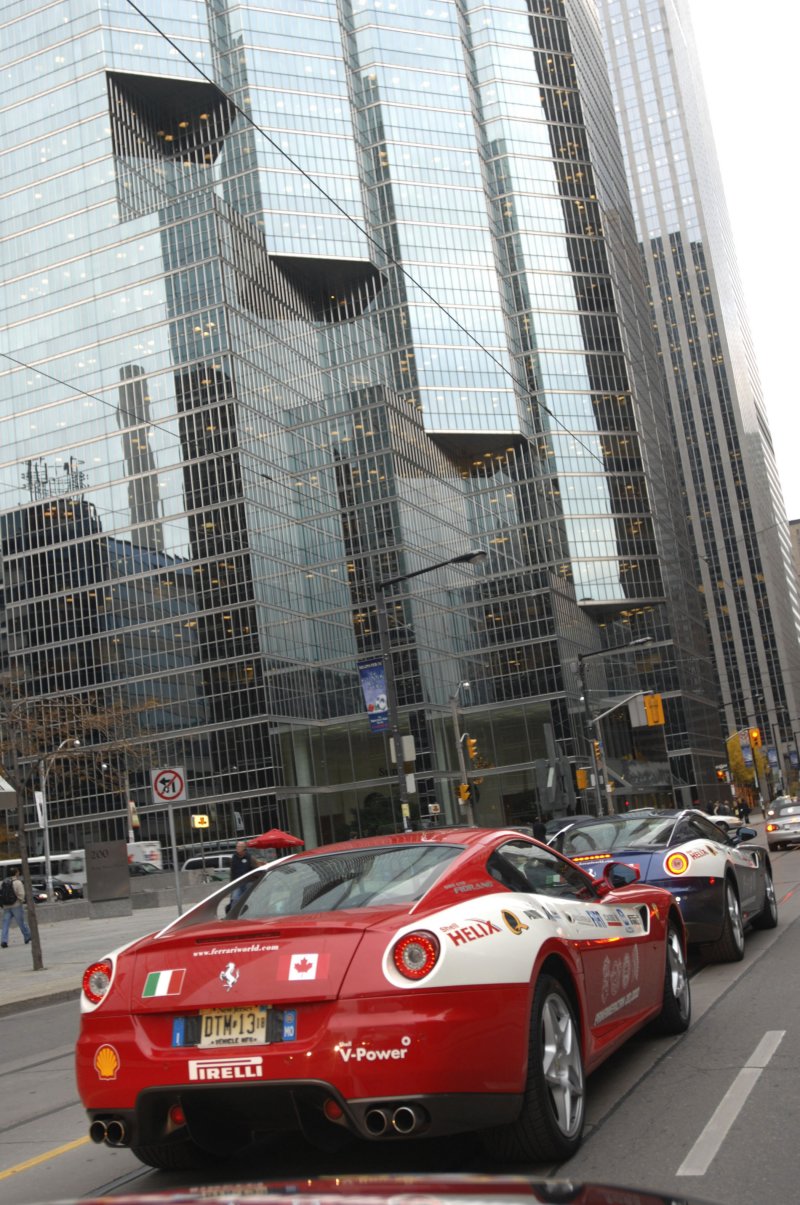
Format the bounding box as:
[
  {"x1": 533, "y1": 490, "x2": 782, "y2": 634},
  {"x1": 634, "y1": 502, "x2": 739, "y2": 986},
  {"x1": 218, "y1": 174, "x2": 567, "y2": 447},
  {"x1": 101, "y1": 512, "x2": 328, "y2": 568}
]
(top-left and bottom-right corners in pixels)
[
  {"x1": 228, "y1": 839, "x2": 259, "y2": 907},
  {"x1": 739, "y1": 798, "x2": 751, "y2": 824},
  {"x1": 1, "y1": 867, "x2": 31, "y2": 947}
]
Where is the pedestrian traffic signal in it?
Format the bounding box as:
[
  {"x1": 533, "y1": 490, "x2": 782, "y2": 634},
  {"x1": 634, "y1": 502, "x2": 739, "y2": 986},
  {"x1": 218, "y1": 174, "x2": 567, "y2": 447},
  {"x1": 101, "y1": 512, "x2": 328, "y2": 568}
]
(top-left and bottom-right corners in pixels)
[
  {"x1": 457, "y1": 783, "x2": 471, "y2": 803},
  {"x1": 716, "y1": 767, "x2": 727, "y2": 782},
  {"x1": 575, "y1": 767, "x2": 589, "y2": 790},
  {"x1": 466, "y1": 737, "x2": 479, "y2": 761},
  {"x1": 749, "y1": 727, "x2": 762, "y2": 748}
]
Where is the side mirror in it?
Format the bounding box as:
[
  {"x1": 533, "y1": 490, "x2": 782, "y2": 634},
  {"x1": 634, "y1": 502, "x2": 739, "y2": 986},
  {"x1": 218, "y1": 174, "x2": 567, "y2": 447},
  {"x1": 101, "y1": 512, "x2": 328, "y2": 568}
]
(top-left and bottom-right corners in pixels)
[
  {"x1": 599, "y1": 861, "x2": 641, "y2": 890},
  {"x1": 732, "y1": 826, "x2": 757, "y2": 844}
]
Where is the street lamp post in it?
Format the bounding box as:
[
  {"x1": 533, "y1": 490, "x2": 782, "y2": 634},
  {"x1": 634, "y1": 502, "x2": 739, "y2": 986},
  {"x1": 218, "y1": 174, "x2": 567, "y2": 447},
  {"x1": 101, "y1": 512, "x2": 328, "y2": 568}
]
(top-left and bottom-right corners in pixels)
[
  {"x1": 38, "y1": 738, "x2": 80, "y2": 901},
  {"x1": 575, "y1": 638, "x2": 652, "y2": 817},
  {"x1": 449, "y1": 680, "x2": 474, "y2": 824},
  {"x1": 375, "y1": 550, "x2": 486, "y2": 832}
]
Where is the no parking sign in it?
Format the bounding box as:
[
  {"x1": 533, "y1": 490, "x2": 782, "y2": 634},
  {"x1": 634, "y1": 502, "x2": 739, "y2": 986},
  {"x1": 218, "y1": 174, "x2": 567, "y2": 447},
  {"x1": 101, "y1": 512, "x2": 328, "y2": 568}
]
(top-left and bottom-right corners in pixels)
[{"x1": 150, "y1": 766, "x2": 187, "y2": 803}]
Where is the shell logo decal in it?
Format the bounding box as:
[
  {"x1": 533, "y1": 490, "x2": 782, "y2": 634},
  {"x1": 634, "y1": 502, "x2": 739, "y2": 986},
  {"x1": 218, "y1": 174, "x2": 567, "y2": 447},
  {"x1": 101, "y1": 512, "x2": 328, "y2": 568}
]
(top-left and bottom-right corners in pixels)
[
  {"x1": 665, "y1": 851, "x2": 690, "y2": 875},
  {"x1": 94, "y1": 1044, "x2": 120, "y2": 1080},
  {"x1": 501, "y1": 909, "x2": 529, "y2": 935}
]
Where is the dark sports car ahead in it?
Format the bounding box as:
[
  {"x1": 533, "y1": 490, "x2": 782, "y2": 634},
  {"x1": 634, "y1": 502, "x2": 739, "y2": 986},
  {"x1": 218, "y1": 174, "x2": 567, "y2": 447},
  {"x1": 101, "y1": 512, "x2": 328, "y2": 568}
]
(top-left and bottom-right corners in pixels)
[{"x1": 548, "y1": 809, "x2": 777, "y2": 961}]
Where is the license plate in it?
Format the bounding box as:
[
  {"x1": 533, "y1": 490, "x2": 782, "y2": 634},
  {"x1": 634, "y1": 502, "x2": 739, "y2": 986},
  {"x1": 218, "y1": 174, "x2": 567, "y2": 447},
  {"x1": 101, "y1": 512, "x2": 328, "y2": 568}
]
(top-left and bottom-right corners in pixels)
[{"x1": 199, "y1": 1006, "x2": 269, "y2": 1048}]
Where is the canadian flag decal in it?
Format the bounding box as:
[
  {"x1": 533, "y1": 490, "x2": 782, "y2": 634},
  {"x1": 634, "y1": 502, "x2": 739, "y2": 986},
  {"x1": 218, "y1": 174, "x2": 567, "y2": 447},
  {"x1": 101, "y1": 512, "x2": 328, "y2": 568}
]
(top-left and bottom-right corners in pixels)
[{"x1": 278, "y1": 952, "x2": 330, "y2": 980}]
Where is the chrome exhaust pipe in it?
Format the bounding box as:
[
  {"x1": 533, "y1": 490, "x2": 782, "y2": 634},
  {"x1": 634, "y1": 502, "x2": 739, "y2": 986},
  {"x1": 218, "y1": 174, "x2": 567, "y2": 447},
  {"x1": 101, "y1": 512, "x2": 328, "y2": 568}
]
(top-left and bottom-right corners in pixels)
[
  {"x1": 364, "y1": 1107, "x2": 390, "y2": 1136},
  {"x1": 89, "y1": 1120, "x2": 107, "y2": 1145},
  {"x1": 391, "y1": 1105, "x2": 418, "y2": 1134},
  {"x1": 105, "y1": 1119, "x2": 128, "y2": 1147}
]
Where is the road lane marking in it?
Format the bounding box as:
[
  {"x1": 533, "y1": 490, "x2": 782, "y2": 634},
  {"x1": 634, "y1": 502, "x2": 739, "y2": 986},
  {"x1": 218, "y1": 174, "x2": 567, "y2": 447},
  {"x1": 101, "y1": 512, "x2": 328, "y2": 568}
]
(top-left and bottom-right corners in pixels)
[
  {"x1": 0, "y1": 1136, "x2": 89, "y2": 1181},
  {"x1": 677, "y1": 1030, "x2": 785, "y2": 1176}
]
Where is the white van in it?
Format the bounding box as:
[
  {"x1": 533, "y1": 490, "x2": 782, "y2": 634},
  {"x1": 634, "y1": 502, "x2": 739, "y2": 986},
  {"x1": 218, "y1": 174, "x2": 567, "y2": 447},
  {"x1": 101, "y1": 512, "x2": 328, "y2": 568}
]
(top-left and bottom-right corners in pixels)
[{"x1": 181, "y1": 852, "x2": 231, "y2": 880}]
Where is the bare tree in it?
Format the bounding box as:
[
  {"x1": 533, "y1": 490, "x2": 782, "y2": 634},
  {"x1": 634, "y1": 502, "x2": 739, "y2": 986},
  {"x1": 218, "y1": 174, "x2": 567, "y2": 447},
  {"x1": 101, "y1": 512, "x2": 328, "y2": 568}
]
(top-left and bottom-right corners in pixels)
[{"x1": 0, "y1": 678, "x2": 155, "y2": 971}]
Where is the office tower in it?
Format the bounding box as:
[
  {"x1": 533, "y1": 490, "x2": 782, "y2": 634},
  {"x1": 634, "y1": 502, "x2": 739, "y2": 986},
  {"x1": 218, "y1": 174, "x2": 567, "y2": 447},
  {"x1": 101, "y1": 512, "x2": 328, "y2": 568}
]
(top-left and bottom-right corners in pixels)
[
  {"x1": 598, "y1": 0, "x2": 800, "y2": 792},
  {"x1": 0, "y1": 0, "x2": 722, "y2": 857}
]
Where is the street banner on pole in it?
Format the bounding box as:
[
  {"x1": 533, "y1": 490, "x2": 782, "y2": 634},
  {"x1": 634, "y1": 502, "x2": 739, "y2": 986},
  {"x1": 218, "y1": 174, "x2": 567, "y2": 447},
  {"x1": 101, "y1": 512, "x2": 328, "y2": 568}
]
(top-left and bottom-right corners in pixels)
[{"x1": 358, "y1": 657, "x2": 389, "y2": 732}]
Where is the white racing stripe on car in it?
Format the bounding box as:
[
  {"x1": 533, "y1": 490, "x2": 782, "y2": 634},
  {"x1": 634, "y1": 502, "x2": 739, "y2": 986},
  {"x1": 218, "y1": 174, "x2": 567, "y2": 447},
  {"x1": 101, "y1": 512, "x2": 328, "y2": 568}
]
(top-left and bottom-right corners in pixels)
[{"x1": 676, "y1": 1030, "x2": 785, "y2": 1176}]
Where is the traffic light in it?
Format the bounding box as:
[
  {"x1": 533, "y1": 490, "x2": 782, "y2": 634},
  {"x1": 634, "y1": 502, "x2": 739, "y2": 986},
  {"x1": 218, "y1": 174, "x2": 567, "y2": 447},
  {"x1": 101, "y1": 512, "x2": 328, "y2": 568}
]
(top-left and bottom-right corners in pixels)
[
  {"x1": 716, "y1": 767, "x2": 727, "y2": 782},
  {"x1": 575, "y1": 767, "x2": 589, "y2": 790},
  {"x1": 592, "y1": 740, "x2": 602, "y2": 762},
  {"x1": 643, "y1": 693, "x2": 665, "y2": 726},
  {"x1": 749, "y1": 727, "x2": 762, "y2": 748},
  {"x1": 466, "y1": 737, "x2": 479, "y2": 761},
  {"x1": 457, "y1": 783, "x2": 471, "y2": 804}
]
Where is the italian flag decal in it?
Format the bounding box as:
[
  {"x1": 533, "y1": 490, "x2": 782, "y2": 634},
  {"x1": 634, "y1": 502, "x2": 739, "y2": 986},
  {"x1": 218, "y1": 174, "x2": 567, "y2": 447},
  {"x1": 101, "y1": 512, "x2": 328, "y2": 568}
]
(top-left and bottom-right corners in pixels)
[{"x1": 142, "y1": 969, "x2": 186, "y2": 998}]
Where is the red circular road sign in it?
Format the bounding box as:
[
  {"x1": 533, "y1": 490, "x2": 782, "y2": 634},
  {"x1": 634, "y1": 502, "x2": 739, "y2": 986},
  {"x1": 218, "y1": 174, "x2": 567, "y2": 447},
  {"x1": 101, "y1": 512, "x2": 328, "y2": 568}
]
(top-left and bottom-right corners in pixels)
[{"x1": 151, "y1": 767, "x2": 186, "y2": 802}]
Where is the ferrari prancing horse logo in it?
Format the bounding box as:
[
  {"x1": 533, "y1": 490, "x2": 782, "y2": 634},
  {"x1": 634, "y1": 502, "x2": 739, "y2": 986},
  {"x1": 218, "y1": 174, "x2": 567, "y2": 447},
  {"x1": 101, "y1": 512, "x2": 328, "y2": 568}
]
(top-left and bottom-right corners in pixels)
[{"x1": 220, "y1": 961, "x2": 239, "y2": 991}]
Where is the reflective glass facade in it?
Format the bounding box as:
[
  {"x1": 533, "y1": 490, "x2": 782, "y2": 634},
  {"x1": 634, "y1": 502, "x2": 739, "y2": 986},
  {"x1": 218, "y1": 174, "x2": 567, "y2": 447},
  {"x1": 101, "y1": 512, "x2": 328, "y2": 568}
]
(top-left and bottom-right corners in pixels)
[
  {"x1": 598, "y1": 0, "x2": 800, "y2": 785},
  {"x1": 0, "y1": 0, "x2": 722, "y2": 861}
]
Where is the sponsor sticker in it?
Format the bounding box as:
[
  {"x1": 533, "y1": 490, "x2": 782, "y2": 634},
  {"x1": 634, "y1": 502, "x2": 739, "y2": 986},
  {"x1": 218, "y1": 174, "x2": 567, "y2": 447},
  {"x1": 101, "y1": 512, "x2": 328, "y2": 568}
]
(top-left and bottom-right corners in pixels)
[
  {"x1": 188, "y1": 1055, "x2": 264, "y2": 1081},
  {"x1": 94, "y1": 1044, "x2": 120, "y2": 1080},
  {"x1": 336, "y1": 1035, "x2": 411, "y2": 1062},
  {"x1": 277, "y1": 953, "x2": 331, "y2": 981},
  {"x1": 501, "y1": 909, "x2": 529, "y2": 935},
  {"x1": 440, "y1": 918, "x2": 501, "y2": 947},
  {"x1": 142, "y1": 968, "x2": 186, "y2": 998}
]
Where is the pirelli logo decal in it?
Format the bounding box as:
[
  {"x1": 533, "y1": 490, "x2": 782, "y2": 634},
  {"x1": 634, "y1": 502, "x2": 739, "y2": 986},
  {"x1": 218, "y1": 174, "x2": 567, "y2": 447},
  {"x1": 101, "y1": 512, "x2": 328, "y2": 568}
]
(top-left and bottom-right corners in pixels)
[{"x1": 188, "y1": 1055, "x2": 264, "y2": 1081}]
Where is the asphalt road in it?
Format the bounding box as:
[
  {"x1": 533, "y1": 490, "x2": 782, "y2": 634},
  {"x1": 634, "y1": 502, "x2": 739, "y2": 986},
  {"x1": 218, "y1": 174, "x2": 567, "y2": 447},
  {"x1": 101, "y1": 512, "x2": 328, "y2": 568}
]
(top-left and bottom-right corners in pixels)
[{"x1": 3, "y1": 845, "x2": 799, "y2": 1205}]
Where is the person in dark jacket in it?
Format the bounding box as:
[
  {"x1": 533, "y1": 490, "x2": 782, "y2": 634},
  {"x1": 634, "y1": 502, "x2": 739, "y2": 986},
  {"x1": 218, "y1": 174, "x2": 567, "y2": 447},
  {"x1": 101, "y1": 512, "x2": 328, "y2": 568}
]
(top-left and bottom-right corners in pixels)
[{"x1": 229, "y1": 840, "x2": 258, "y2": 906}]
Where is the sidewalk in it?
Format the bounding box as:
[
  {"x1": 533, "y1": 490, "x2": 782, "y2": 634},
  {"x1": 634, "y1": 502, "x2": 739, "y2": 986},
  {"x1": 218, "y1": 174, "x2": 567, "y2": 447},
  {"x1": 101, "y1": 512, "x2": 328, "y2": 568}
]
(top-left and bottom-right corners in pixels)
[{"x1": 0, "y1": 902, "x2": 183, "y2": 1017}]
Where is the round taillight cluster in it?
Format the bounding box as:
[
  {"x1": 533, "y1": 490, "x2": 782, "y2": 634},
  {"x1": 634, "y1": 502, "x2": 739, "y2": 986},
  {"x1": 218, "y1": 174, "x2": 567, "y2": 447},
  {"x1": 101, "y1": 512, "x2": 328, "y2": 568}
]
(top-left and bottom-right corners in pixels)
[
  {"x1": 665, "y1": 852, "x2": 690, "y2": 876},
  {"x1": 83, "y1": 959, "x2": 113, "y2": 1004},
  {"x1": 392, "y1": 930, "x2": 440, "y2": 980}
]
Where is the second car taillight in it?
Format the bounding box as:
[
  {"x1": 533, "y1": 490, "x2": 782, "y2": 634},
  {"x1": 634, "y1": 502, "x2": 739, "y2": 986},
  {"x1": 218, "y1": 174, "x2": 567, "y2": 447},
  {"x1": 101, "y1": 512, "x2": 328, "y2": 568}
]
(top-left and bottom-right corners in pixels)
[
  {"x1": 391, "y1": 930, "x2": 440, "y2": 980},
  {"x1": 83, "y1": 959, "x2": 113, "y2": 1004}
]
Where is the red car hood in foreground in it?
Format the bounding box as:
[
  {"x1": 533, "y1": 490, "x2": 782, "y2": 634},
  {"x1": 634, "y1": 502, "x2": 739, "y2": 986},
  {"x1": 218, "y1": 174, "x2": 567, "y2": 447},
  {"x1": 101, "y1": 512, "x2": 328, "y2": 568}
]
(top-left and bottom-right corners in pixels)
[{"x1": 73, "y1": 1174, "x2": 718, "y2": 1205}]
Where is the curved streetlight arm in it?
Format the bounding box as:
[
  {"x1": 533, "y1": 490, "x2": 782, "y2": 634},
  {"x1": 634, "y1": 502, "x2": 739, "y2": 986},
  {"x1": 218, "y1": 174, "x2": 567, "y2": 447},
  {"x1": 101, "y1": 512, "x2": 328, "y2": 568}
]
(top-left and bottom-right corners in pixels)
[{"x1": 376, "y1": 549, "x2": 486, "y2": 593}]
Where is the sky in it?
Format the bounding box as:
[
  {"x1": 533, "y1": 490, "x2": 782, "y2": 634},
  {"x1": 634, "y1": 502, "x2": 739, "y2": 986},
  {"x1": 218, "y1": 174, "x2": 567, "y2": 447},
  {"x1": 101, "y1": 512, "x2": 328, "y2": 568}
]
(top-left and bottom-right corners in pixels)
[{"x1": 688, "y1": 1, "x2": 800, "y2": 520}]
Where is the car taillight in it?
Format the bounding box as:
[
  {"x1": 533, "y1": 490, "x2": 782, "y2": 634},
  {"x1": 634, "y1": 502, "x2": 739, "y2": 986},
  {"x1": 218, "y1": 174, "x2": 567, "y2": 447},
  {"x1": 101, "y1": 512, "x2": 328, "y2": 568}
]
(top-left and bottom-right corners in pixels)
[
  {"x1": 392, "y1": 931, "x2": 440, "y2": 980},
  {"x1": 665, "y1": 852, "x2": 690, "y2": 875},
  {"x1": 83, "y1": 959, "x2": 113, "y2": 1004},
  {"x1": 766, "y1": 824, "x2": 777, "y2": 832}
]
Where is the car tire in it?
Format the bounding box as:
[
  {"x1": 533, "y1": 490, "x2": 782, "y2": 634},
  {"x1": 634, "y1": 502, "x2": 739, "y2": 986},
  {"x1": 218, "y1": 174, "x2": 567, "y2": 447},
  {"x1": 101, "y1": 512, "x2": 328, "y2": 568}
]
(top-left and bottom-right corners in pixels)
[
  {"x1": 131, "y1": 1139, "x2": 210, "y2": 1171},
  {"x1": 482, "y1": 974, "x2": 585, "y2": 1163},
  {"x1": 753, "y1": 868, "x2": 779, "y2": 930},
  {"x1": 651, "y1": 920, "x2": 691, "y2": 1035},
  {"x1": 705, "y1": 880, "x2": 745, "y2": 963}
]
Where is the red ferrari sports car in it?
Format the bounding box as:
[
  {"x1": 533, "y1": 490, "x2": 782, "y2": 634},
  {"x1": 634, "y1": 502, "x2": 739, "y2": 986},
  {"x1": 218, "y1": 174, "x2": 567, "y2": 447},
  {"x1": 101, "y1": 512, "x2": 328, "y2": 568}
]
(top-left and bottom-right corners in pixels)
[{"x1": 76, "y1": 828, "x2": 690, "y2": 1170}]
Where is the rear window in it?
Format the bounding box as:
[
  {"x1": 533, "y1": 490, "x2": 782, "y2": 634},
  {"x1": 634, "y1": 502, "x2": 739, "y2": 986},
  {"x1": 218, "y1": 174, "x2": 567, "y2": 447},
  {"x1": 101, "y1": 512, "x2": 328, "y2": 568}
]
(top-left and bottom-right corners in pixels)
[
  {"x1": 236, "y1": 845, "x2": 462, "y2": 919},
  {"x1": 774, "y1": 804, "x2": 800, "y2": 817},
  {"x1": 165, "y1": 844, "x2": 463, "y2": 931},
  {"x1": 558, "y1": 816, "x2": 677, "y2": 857}
]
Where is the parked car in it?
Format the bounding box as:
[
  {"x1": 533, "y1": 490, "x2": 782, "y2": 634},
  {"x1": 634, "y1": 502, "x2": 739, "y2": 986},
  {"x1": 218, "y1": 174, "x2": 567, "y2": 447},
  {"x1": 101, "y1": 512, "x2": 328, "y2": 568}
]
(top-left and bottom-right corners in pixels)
[
  {"x1": 180, "y1": 853, "x2": 231, "y2": 880},
  {"x1": 77, "y1": 827, "x2": 690, "y2": 1171},
  {"x1": 30, "y1": 875, "x2": 84, "y2": 901},
  {"x1": 547, "y1": 809, "x2": 777, "y2": 960},
  {"x1": 764, "y1": 796, "x2": 800, "y2": 849},
  {"x1": 129, "y1": 862, "x2": 164, "y2": 876}
]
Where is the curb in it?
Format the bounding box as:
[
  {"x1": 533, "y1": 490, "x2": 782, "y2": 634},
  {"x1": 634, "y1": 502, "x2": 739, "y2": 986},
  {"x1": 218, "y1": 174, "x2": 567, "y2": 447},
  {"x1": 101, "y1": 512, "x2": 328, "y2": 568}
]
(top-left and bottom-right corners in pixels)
[{"x1": 0, "y1": 985, "x2": 80, "y2": 1018}]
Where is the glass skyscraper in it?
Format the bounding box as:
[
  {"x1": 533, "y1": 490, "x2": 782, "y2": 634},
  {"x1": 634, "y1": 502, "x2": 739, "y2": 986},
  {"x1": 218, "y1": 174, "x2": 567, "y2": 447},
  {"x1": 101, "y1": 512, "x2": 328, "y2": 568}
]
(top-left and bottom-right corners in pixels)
[
  {"x1": 598, "y1": 0, "x2": 800, "y2": 790},
  {"x1": 0, "y1": 0, "x2": 722, "y2": 859}
]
